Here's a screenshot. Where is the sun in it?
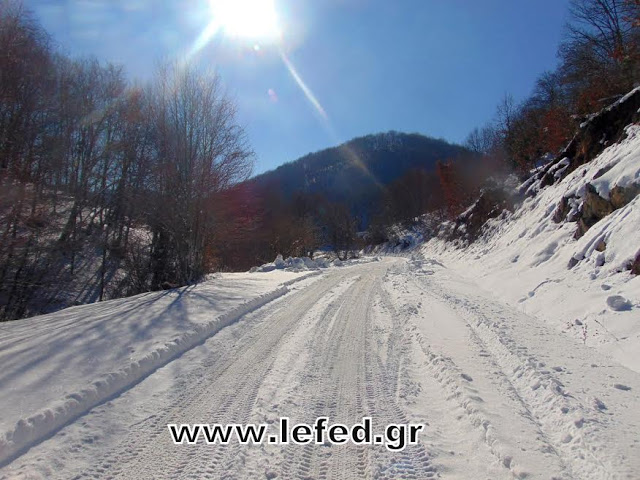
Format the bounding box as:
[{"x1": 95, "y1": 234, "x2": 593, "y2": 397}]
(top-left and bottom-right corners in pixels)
[{"x1": 209, "y1": 0, "x2": 281, "y2": 41}]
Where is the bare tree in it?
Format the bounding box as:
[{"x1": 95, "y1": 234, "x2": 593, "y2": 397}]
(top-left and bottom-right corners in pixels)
[
  {"x1": 0, "y1": 1, "x2": 55, "y2": 319},
  {"x1": 565, "y1": 0, "x2": 638, "y2": 63},
  {"x1": 0, "y1": 5, "x2": 260, "y2": 319},
  {"x1": 464, "y1": 125, "x2": 499, "y2": 156},
  {"x1": 147, "y1": 62, "x2": 254, "y2": 288},
  {"x1": 560, "y1": 0, "x2": 640, "y2": 109},
  {"x1": 495, "y1": 93, "x2": 517, "y2": 138},
  {"x1": 322, "y1": 202, "x2": 357, "y2": 260}
]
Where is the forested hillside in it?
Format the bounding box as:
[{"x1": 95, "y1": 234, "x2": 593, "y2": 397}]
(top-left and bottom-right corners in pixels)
[{"x1": 251, "y1": 132, "x2": 469, "y2": 225}]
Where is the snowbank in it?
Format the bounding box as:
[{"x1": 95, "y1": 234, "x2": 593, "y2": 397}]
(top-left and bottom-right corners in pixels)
[
  {"x1": 423, "y1": 125, "x2": 640, "y2": 372},
  {"x1": 250, "y1": 254, "x2": 336, "y2": 273},
  {"x1": 0, "y1": 270, "x2": 313, "y2": 465}
]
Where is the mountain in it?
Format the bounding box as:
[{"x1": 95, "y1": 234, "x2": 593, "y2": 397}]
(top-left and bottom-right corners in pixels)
[{"x1": 251, "y1": 131, "x2": 469, "y2": 225}]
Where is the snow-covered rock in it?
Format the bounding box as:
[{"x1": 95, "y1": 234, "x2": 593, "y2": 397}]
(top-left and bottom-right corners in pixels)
[{"x1": 252, "y1": 255, "x2": 333, "y2": 273}]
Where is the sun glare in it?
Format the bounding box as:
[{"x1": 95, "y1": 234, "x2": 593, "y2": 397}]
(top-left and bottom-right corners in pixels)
[{"x1": 209, "y1": 0, "x2": 280, "y2": 40}]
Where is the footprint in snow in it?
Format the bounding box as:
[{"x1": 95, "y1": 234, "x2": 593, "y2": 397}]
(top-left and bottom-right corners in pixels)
[
  {"x1": 606, "y1": 295, "x2": 632, "y2": 311},
  {"x1": 593, "y1": 397, "x2": 607, "y2": 411},
  {"x1": 613, "y1": 383, "x2": 631, "y2": 391}
]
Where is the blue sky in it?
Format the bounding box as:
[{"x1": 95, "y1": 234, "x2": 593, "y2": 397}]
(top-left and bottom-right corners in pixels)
[{"x1": 26, "y1": 0, "x2": 570, "y2": 174}]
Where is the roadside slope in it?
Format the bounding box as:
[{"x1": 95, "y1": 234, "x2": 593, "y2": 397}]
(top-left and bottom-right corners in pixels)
[
  {"x1": 0, "y1": 270, "x2": 317, "y2": 466},
  {"x1": 425, "y1": 122, "x2": 640, "y2": 371}
]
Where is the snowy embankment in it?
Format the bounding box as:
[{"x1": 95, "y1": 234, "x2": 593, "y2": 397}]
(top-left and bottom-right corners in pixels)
[
  {"x1": 0, "y1": 270, "x2": 318, "y2": 465},
  {"x1": 250, "y1": 254, "x2": 333, "y2": 272},
  {"x1": 424, "y1": 124, "x2": 640, "y2": 372},
  {"x1": 249, "y1": 252, "x2": 377, "y2": 272}
]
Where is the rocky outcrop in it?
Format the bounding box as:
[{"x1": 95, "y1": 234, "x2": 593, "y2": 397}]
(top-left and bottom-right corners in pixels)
[
  {"x1": 552, "y1": 195, "x2": 581, "y2": 223},
  {"x1": 447, "y1": 188, "x2": 514, "y2": 242},
  {"x1": 595, "y1": 239, "x2": 607, "y2": 252},
  {"x1": 520, "y1": 87, "x2": 640, "y2": 197},
  {"x1": 564, "y1": 88, "x2": 640, "y2": 169},
  {"x1": 553, "y1": 196, "x2": 571, "y2": 223},
  {"x1": 575, "y1": 184, "x2": 615, "y2": 238},
  {"x1": 610, "y1": 184, "x2": 640, "y2": 209},
  {"x1": 447, "y1": 87, "x2": 640, "y2": 249},
  {"x1": 553, "y1": 181, "x2": 640, "y2": 238}
]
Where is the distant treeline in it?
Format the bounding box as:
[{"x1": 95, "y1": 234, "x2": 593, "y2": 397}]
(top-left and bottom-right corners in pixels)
[{"x1": 228, "y1": 133, "x2": 493, "y2": 269}]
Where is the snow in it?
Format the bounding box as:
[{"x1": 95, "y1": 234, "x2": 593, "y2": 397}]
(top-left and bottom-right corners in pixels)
[
  {"x1": 590, "y1": 138, "x2": 640, "y2": 199},
  {"x1": 0, "y1": 270, "x2": 317, "y2": 465},
  {"x1": 2, "y1": 257, "x2": 639, "y2": 479},
  {"x1": 250, "y1": 253, "x2": 381, "y2": 273},
  {"x1": 250, "y1": 254, "x2": 331, "y2": 272},
  {"x1": 389, "y1": 255, "x2": 640, "y2": 479},
  {"x1": 423, "y1": 124, "x2": 640, "y2": 372}
]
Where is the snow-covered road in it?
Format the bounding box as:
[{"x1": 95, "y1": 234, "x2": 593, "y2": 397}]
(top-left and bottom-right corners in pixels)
[{"x1": 2, "y1": 257, "x2": 639, "y2": 479}]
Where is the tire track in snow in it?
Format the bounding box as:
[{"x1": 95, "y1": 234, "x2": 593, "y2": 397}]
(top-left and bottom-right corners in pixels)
[
  {"x1": 7, "y1": 256, "x2": 622, "y2": 480},
  {"x1": 362, "y1": 291, "x2": 436, "y2": 480},
  {"x1": 381, "y1": 260, "x2": 574, "y2": 479},
  {"x1": 65, "y1": 269, "x2": 365, "y2": 479},
  {"x1": 401, "y1": 254, "x2": 631, "y2": 479},
  {"x1": 260, "y1": 261, "x2": 436, "y2": 480}
]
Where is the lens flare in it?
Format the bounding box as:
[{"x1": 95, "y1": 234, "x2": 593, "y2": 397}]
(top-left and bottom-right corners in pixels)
[
  {"x1": 187, "y1": 1, "x2": 384, "y2": 192},
  {"x1": 279, "y1": 50, "x2": 384, "y2": 190},
  {"x1": 279, "y1": 51, "x2": 327, "y2": 120},
  {"x1": 209, "y1": 0, "x2": 280, "y2": 40},
  {"x1": 189, "y1": 0, "x2": 280, "y2": 59},
  {"x1": 189, "y1": 21, "x2": 221, "y2": 59}
]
